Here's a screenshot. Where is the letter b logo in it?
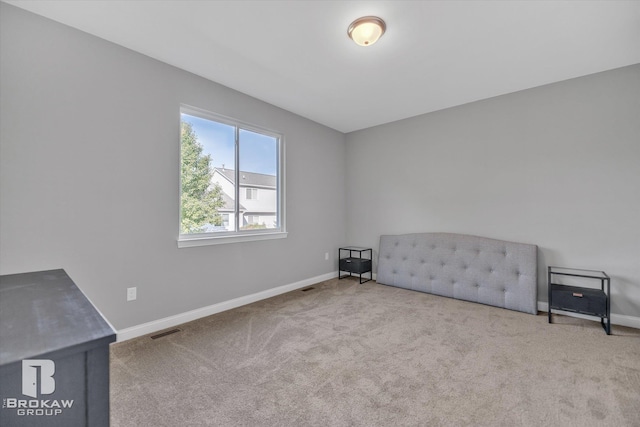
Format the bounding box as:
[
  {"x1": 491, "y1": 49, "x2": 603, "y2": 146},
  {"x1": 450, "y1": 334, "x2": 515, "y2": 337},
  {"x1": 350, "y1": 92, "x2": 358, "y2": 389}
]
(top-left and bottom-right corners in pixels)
[{"x1": 22, "y1": 359, "x2": 55, "y2": 398}]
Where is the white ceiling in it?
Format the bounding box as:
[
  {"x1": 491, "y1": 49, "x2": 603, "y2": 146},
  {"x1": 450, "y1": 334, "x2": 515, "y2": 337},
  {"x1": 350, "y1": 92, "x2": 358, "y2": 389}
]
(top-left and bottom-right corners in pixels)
[{"x1": 6, "y1": 0, "x2": 640, "y2": 133}]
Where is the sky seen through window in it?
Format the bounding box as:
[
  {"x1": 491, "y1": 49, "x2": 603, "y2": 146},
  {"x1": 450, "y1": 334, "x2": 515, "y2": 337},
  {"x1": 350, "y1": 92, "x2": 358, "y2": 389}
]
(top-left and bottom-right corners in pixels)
[{"x1": 181, "y1": 113, "x2": 277, "y2": 176}]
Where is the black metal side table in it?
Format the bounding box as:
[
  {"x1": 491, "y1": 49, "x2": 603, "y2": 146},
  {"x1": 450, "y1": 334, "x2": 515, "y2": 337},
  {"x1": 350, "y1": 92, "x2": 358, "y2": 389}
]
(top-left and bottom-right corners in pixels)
[
  {"x1": 339, "y1": 247, "x2": 372, "y2": 284},
  {"x1": 548, "y1": 266, "x2": 611, "y2": 335}
]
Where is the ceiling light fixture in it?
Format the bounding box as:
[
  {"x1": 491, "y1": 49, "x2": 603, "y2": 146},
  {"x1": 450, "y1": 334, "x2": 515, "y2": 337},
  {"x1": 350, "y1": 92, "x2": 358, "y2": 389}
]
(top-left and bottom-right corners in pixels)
[{"x1": 347, "y1": 16, "x2": 386, "y2": 47}]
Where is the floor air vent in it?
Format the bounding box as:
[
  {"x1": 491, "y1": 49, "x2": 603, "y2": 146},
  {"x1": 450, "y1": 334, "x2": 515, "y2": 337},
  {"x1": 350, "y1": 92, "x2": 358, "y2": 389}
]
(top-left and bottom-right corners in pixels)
[
  {"x1": 150, "y1": 328, "x2": 181, "y2": 339},
  {"x1": 301, "y1": 287, "x2": 315, "y2": 292}
]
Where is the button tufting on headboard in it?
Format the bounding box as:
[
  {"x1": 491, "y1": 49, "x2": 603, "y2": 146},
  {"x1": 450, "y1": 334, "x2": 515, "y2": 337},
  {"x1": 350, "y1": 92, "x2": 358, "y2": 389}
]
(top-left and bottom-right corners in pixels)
[{"x1": 377, "y1": 233, "x2": 537, "y2": 315}]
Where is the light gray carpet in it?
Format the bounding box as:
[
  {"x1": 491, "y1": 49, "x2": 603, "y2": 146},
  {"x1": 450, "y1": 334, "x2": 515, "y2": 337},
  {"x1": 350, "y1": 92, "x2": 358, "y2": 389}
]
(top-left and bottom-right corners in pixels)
[{"x1": 110, "y1": 278, "x2": 640, "y2": 426}]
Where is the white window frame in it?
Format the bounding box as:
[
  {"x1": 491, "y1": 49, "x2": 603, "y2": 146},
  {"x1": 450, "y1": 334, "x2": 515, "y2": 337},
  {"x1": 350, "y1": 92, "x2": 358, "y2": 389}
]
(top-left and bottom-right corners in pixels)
[{"x1": 178, "y1": 105, "x2": 286, "y2": 248}]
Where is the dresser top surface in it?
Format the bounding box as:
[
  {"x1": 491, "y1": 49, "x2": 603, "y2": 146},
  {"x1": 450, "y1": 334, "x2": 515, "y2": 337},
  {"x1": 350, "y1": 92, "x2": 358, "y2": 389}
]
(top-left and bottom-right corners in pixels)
[{"x1": 0, "y1": 269, "x2": 115, "y2": 366}]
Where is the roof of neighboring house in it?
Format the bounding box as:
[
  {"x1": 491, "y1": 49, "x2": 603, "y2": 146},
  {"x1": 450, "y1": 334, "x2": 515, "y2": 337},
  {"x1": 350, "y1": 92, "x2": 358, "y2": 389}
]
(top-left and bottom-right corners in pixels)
[
  {"x1": 213, "y1": 168, "x2": 276, "y2": 189},
  {"x1": 216, "y1": 190, "x2": 246, "y2": 212}
]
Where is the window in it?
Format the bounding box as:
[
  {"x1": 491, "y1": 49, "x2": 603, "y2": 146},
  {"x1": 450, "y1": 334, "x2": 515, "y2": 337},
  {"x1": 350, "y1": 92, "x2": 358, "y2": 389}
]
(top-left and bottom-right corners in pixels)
[
  {"x1": 245, "y1": 215, "x2": 259, "y2": 225},
  {"x1": 246, "y1": 188, "x2": 258, "y2": 200},
  {"x1": 178, "y1": 105, "x2": 285, "y2": 247}
]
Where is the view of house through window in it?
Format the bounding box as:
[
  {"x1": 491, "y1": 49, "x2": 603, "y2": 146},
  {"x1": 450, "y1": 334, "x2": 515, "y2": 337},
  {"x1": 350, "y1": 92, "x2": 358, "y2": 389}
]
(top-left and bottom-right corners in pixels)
[{"x1": 179, "y1": 107, "x2": 281, "y2": 238}]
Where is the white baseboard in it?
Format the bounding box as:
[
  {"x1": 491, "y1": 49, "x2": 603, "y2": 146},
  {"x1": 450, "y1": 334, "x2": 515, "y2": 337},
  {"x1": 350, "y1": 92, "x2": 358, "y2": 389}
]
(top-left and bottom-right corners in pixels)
[
  {"x1": 117, "y1": 271, "x2": 338, "y2": 342},
  {"x1": 537, "y1": 301, "x2": 640, "y2": 330}
]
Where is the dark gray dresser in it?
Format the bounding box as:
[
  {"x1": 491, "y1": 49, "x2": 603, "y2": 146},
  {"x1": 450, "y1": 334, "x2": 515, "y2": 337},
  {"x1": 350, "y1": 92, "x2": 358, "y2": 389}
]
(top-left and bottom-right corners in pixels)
[{"x1": 0, "y1": 269, "x2": 116, "y2": 426}]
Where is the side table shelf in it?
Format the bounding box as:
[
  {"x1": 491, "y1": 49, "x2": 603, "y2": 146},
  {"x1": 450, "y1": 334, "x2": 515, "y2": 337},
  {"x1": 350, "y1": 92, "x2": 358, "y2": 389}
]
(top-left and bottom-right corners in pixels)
[
  {"x1": 339, "y1": 247, "x2": 372, "y2": 284},
  {"x1": 548, "y1": 266, "x2": 611, "y2": 335}
]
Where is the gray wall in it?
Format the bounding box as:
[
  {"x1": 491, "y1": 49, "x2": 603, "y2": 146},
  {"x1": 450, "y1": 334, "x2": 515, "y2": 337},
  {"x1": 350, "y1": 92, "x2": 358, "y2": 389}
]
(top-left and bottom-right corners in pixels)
[
  {"x1": 3, "y1": 3, "x2": 639, "y2": 328},
  {"x1": 0, "y1": 4, "x2": 347, "y2": 330},
  {"x1": 346, "y1": 64, "x2": 640, "y2": 318}
]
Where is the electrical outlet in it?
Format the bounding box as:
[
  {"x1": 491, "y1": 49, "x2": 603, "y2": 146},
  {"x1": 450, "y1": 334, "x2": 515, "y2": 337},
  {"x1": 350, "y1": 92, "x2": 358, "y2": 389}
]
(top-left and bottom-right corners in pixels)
[
  {"x1": 325, "y1": 252, "x2": 329, "y2": 261},
  {"x1": 127, "y1": 287, "x2": 137, "y2": 301}
]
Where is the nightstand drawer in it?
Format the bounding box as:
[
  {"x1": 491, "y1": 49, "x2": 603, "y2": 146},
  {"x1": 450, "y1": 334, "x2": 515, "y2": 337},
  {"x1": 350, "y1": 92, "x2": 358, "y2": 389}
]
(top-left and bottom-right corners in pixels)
[
  {"x1": 339, "y1": 257, "x2": 371, "y2": 274},
  {"x1": 550, "y1": 284, "x2": 607, "y2": 317}
]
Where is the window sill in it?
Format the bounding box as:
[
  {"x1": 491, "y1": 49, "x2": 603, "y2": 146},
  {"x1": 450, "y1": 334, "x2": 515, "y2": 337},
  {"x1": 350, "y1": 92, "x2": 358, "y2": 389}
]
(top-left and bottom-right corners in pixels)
[{"x1": 177, "y1": 231, "x2": 288, "y2": 248}]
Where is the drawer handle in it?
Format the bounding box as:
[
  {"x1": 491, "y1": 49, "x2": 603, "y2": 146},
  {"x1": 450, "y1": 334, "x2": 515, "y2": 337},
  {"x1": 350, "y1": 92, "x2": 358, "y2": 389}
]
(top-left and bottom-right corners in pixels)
[{"x1": 572, "y1": 292, "x2": 583, "y2": 298}]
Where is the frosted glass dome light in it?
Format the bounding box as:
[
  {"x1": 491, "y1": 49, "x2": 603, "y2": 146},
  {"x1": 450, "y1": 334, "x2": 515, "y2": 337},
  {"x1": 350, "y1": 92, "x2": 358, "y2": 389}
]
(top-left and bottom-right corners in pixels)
[{"x1": 348, "y1": 16, "x2": 386, "y2": 46}]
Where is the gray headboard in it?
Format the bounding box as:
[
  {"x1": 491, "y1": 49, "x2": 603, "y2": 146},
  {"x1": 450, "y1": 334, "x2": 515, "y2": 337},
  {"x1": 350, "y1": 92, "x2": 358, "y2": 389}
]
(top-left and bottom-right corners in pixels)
[{"x1": 377, "y1": 233, "x2": 538, "y2": 314}]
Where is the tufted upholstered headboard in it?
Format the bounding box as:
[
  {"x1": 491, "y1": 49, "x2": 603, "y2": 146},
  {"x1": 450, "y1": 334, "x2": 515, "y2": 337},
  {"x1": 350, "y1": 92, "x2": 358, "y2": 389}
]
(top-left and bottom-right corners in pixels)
[{"x1": 377, "y1": 233, "x2": 538, "y2": 314}]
